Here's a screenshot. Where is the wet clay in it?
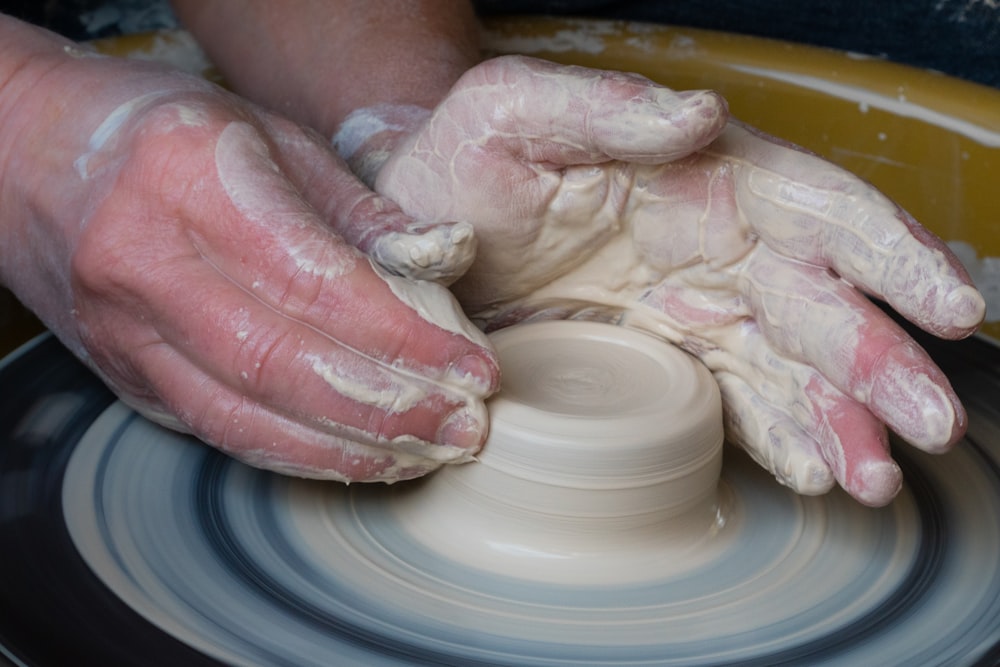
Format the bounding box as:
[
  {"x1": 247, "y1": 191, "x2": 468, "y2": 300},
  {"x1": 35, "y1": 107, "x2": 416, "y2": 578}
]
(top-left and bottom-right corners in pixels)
[
  {"x1": 57, "y1": 324, "x2": 1000, "y2": 665},
  {"x1": 391, "y1": 320, "x2": 731, "y2": 584}
]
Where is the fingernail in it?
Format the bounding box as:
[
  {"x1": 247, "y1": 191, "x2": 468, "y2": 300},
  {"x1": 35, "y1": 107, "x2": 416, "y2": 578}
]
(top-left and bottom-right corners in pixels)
[
  {"x1": 449, "y1": 353, "x2": 500, "y2": 393},
  {"x1": 408, "y1": 243, "x2": 430, "y2": 267},
  {"x1": 944, "y1": 284, "x2": 986, "y2": 332},
  {"x1": 452, "y1": 225, "x2": 473, "y2": 245},
  {"x1": 872, "y1": 345, "x2": 962, "y2": 453},
  {"x1": 886, "y1": 367, "x2": 958, "y2": 452},
  {"x1": 674, "y1": 89, "x2": 713, "y2": 102},
  {"x1": 437, "y1": 405, "x2": 487, "y2": 451},
  {"x1": 853, "y1": 460, "x2": 903, "y2": 507},
  {"x1": 672, "y1": 89, "x2": 727, "y2": 115},
  {"x1": 791, "y1": 459, "x2": 836, "y2": 496}
]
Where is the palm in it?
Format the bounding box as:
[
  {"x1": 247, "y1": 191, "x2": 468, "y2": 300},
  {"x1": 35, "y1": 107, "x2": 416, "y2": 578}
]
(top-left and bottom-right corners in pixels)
[{"x1": 375, "y1": 55, "x2": 985, "y2": 505}]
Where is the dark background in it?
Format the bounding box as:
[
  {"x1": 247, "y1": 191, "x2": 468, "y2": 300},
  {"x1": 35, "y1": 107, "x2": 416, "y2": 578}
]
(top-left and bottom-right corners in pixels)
[{"x1": 2, "y1": 0, "x2": 999, "y2": 89}]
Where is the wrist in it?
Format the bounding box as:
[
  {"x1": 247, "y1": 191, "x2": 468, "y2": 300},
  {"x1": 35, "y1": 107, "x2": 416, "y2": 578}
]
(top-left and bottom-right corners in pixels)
[
  {"x1": 0, "y1": 15, "x2": 73, "y2": 171},
  {"x1": 332, "y1": 103, "x2": 432, "y2": 187},
  {"x1": 0, "y1": 16, "x2": 78, "y2": 286},
  {"x1": 0, "y1": 16, "x2": 197, "y2": 329}
]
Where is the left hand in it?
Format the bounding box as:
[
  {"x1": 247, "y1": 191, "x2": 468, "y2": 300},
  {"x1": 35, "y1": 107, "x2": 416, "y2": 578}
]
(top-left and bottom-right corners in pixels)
[
  {"x1": 355, "y1": 55, "x2": 986, "y2": 506},
  {"x1": 0, "y1": 30, "x2": 499, "y2": 483}
]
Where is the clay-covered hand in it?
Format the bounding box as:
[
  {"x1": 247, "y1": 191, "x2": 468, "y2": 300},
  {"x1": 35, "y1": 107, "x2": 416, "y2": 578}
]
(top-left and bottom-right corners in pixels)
[
  {"x1": 367, "y1": 55, "x2": 986, "y2": 506},
  {"x1": 0, "y1": 26, "x2": 498, "y2": 482}
]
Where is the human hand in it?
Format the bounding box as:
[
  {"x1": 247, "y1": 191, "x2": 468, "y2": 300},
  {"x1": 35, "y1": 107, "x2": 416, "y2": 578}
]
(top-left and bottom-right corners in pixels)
[
  {"x1": 367, "y1": 55, "x2": 985, "y2": 505},
  {"x1": 0, "y1": 21, "x2": 498, "y2": 482}
]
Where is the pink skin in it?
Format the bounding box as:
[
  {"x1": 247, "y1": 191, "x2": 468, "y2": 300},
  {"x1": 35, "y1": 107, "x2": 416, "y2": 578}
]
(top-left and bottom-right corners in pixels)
[
  {"x1": 366, "y1": 55, "x2": 986, "y2": 506},
  {"x1": 0, "y1": 18, "x2": 498, "y2": 482}
]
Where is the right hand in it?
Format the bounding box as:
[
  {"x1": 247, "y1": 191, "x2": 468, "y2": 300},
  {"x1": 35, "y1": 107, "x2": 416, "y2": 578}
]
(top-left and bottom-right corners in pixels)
[
  {"x1": 0, "y1": 19, "x2": 498, "y2": 482},
  {"x1": 366, "y1": 55, "x2": 984, "y2": 505}
]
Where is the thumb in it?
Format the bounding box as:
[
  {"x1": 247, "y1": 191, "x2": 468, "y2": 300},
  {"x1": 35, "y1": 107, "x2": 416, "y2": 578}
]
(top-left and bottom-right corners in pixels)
[
  {"x1": 265, "y1": 116, "x2": 478, "y2": 285},
  {"x1": 458, "y1": 55, "x2": 729, "y2": 165}
]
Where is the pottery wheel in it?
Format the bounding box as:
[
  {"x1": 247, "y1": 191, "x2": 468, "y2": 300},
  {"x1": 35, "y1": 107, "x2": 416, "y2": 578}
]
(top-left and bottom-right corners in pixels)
[{"x1": 2, "y1": 325, "x2": 1000, "y2": 666}]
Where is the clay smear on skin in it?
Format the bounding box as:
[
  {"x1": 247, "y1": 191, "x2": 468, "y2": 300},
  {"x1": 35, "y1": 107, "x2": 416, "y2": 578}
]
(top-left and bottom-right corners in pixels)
[
  {"x1": 75, "y1": 91, "x2": 165, "y2": 178},
  {"x1": 238, "y1": 428, "x2": 469, "y2": 484},
  {"x1": 462, "y1": 145, "x2": 966, "y2": 492},
  {"x1": 332, "y1": 103, "x2": 433, "y2": 185},
  {"x1": 76, "y1": 92, "x2": 214, "y2": 180},
  {"x1": 371, "y1": 222, "x2": 476, "y2": 283},
  {"x1": 218, "y1": 122, "x2": 492, "y2": 479},
  {"x1": 373, "y1": 265, "x2": 494, "y2": 393},
  {"x1": 306, "y1": 354, "x2": 428, "y2": 414},
  {"x1": 215, "y1": 121, "x2": 356, "y2": 282}
]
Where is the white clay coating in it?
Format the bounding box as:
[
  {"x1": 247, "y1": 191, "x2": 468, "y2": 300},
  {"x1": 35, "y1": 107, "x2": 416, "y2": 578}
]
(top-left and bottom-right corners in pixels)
[
  {"x1": 391, "y1": 320, "x2": 730, "y2": 585},
  {"x1": 74, "y1": 91, "x2": 169, "y2": 179},
  {"x1": 216, "y1": 121, "x2": 358, "y2": 282},
  {"x1": 370, "y1": 221, "x2": 477, "y2": 285},
  {"x1": 332, "y1": 103, "x2": 433, "y2": 187}
]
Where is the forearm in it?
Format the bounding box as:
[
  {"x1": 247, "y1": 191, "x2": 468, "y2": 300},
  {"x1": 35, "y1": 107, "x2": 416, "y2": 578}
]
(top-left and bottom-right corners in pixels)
[
  {"x1": 0, "y1": 15, "x2": 97, "y2": 302},
  {"x1": 0, "y1": 14, "x2": 202, "y2": 334},
  {"x1": 170, "y1": 0, "x2": 481, "y2": 138}
]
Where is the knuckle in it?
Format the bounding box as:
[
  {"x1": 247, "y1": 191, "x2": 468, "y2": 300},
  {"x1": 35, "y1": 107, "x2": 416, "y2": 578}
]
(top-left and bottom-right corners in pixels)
[{"x1": 231, "y1": 324, "x2": 293, "y2": 394}]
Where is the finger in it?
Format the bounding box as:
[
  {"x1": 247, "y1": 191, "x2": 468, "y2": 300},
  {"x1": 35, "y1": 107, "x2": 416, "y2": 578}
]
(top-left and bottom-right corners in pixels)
[
  {"x1": 715, "y1": 371, "x2": 835, "y2": 495},
  {"x1": 265, "y1": 120, "x2": 478, "y2": 285},
  {"x1": 75, "y1": 255, "x2": 486, "y2": 482},
  {"x1": 197, "y1": 120, "x2": 498, "y2": 390},
  {"x1": 740, "y1": 246, "x2": 966, "y2": 452},
  {"x1": 804, "y1": 372, "x2": 901, "y2": 507},
  {"x1": 121, "y1": 344, "x2": 471, "y2": 482},
  {"x1": 78, "y1": 116, "x2": 501, "y2": 461},
  {"x1": 719, "y1": 122, "x2": 985, "y2": 338},
  {"x1": 703, "y1": 323, "x2": 901, "y2": 506},
  {"x1": 458, "y1": 55, "x2": 729, "y2": 165},
  {"x1": 124, "y1": 253, "x2": 491, "y2": 454}
]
